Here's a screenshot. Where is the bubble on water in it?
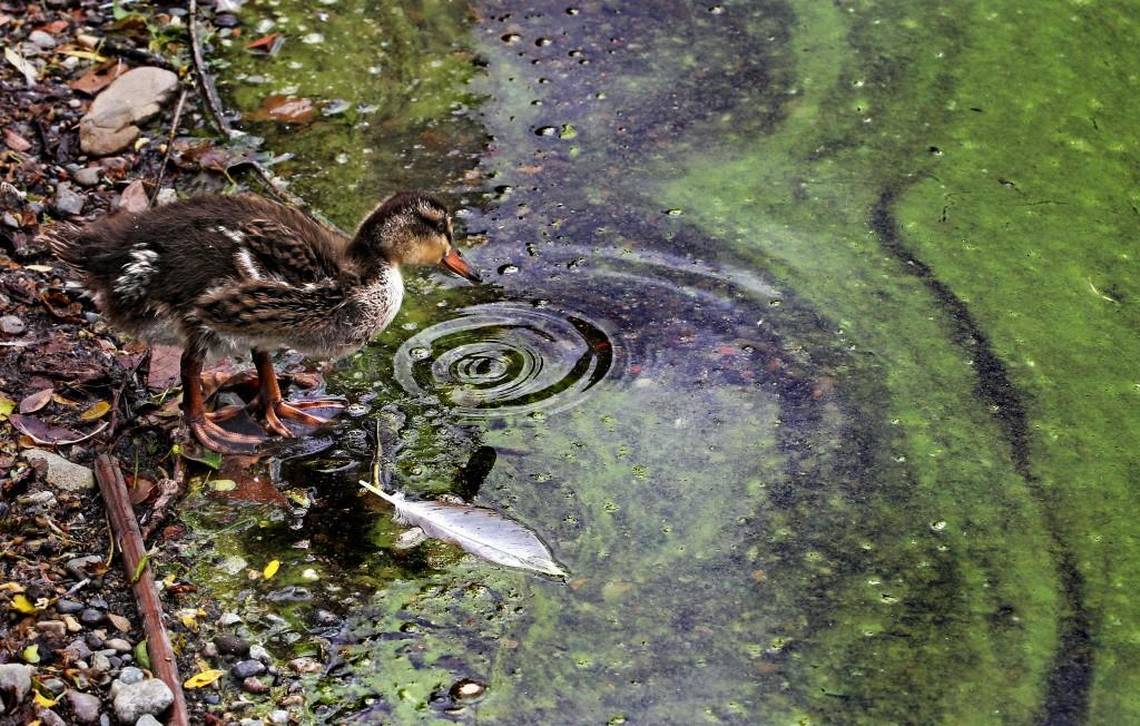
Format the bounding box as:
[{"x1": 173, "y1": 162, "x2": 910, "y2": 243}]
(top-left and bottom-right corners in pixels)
[
  {"x1": 498, "y1": 264, "x2": 520, "y2": 275},
  {"x1": 501, "y1": 33, "x2": 521, "y2": 44},
  {"x1": 393, "y1": 302, "x2": 615, "y2": 420},
  {"x1": 410, "y1": 346, "x2": 432, "y2": 361}
]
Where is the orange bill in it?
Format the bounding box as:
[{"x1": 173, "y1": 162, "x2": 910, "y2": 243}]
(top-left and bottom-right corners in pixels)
[{"x1": 440, "y1": 248, "x2": 481, "y2": 283}]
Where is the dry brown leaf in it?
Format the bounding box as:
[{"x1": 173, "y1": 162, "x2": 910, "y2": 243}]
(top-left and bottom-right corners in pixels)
[
  {"x1": 4, "y1": 128, "x2": 32, "y2": 152},
  {"x1": 69, "y1": 59, "x2": 127, "y2": 96},
  {"x1": 117, "y1": 179, "x2": 148, "y2": 213},
  {"x1": 249, "y1": 95, "x2": 315, "y2": 124},
  {"x1": 19, "y1": 388, "x2": 53, "y2": 414}
]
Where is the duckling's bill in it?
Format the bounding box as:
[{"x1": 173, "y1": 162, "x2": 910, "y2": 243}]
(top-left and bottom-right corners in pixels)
[{"x1": 440, "y1": 248, "x2": 481, "y2": 283}]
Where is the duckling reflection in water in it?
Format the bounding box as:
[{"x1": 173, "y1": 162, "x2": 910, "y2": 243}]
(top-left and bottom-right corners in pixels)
[{"x1": 50, "y1": 191, "x2": 480, "y2": 453}]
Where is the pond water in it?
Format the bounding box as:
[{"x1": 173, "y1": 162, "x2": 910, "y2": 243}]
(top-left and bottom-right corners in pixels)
[{"x1": 185, "y1": 0, "x2": 1140, "y2": 722}]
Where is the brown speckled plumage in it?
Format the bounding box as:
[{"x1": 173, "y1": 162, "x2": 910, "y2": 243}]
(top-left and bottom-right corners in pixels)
[{"x1": 47, "y1": 190, "x2": 478, "y2": 452}]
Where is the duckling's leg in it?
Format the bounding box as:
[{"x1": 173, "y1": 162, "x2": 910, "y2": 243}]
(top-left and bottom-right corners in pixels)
[
  {"x1": 252, "y1": 350, "x2": 346, "y2": 437},
  {"x1": 181, "y1": 348, "x2": 266, "y2": 453}
]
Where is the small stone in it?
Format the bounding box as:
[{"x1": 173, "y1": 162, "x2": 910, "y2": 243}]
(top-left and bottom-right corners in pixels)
[
  {"x1": 287, "y1": 657, "x2": 320, "y2": 674},
  {"x1": 240, "y1": 676, "x2": 270, "y2": 694},
  {"x1": 63, "y1": 638, "x2": 92, "y2": 661},
  {"x1": 36, "y1": 620, "x2": 67, "y2": 637},
  {"x1": 0, "y1": 664, "x2": 34, "y2": 706},
  {"x1": 90, "y1": 652, "x2": 111, "y2": 673},
  {"x1": 269, "y1": 710, "x2": 289, "y2": 724},
  {"x1": 0, "y1": 315, "x2": 25, "y2": 335},
  {"x1": 202, "y1": 642, "x2": 218, "y2": 658},
  {"x1": 248, "y1": 644, "x2": 270, "y2": 662},
  {"x1": 154, "y1": 187, "x2": 178, "y2": 206},
  {"x1": 38, "y1": 708, "x2": 67, "y2": 726},
  {"x1": 80, "y1": 608, "x2": 105, "y2": 626},
  {"x1": 104, "y1": 638, "x2": 131, "y2": 653},
  {"x1": 56, "y1": 598, "x2": 84, "y2": 614},
  {"x1": 112, "y1": 679, "x2": 173, "y2": 724},
  {"x1": 232, "y1": 659, "x2": 266, "y2": 679},
  {"x1": 26, "y1": 450, "x2": 96, "y2": 492},
  {"x1": 135, "y1": 715, "x2": 162, "y2": 726},
  {"x1": 29, "y1": 30, "x2": 58, "y2": 49},
  {"x1": 117, "y1": 666, "x2": 144, "y2": 685},
  {"x1": 63, "y1": 615, "x2": 82, "y2": 633},
  {"x1": 54, "y1": 182, "x2": 85, "y2": 215},
  {"x1": 214, "y1": 634, "x2": 250, "y2": 656},
  {"x1": 218, "y1": 611, "x2": 243, "y2": 626},
  {"x1": 66, "y1": 689, "x2": 101, "y2": 723},
  {"x1": 73, "y1": 167, "x2": 101, "y2": 187}
]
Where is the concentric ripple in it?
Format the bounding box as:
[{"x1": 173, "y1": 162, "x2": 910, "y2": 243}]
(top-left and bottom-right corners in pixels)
[{"x1": 393, "y1": 302, "x2": 614, "y2": 419}]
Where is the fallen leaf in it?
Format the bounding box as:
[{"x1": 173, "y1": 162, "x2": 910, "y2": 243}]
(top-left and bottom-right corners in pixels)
[
  {"x1": 263, "y1": 559, "x2": 280, "y2": 579},
  {"x1": 117, "y1": 179, "x2": 149, "y2": 212},
  {"x1": 250, "y1": 95, "x2": 315, "y2": 124},
  {"x1": 173, "y1": 443, "x2": 223, "y2": 470},
  {"x1": 69, "y1": 59, "x2": 126, "y2": 95},
  {"x1": 41, "y1": 19, "x2": 69, "y2": 33},
  {"x1": 79, "y1": 400, "x2": 111, "y2": 421},
  {"x1": 9, "y1": 414, "x2": 84, "y2": 445},
  {"x1": 147, "y1": 344, "x2": 182, "y2": 391},
  {"x1": 183, "y1": 668, "x2": 225, "y2": 689},
  {"x1": 21, "y1": 644, "x2": 39, "y2": 663},
  {"x1": 211, "y1": 479, "x2": 237, "y2": 492},
  {"x1": 19, "y1": 388, "x2": 53, "y2": 414},
  {"x1": 134, "y1": 640, "x2": 150, "y2": 669},
  {"x1": 5, "y1": 47, "x2": 38, "y2": 86},
  {"x1": 0, "y1": 392, "x2": 16, "y2": 420},
  {"x1": 131, "y1": 554, "x2": 149, "y2": 583},
  {"x1": 57, "y1": 48, "x2": 109, "y2": 62},
  {"x1": 246, "y1": 32, "x2": 285, "y2": 56},
  {"x1": 127, "y1": 475, "x2": 156, "y2": 505},
  {"x1": 11, "y1": 593, "x2": 38, "y2": 614},
  {"x1": 33, "y1": 691, "x2": 57, "y2": 708},
  {"x1": 361, "y1": 484, "x2": 568, "y2": 577},
  {"x1": 3, "y1": 128, "x2": 31, "y2": 152}
]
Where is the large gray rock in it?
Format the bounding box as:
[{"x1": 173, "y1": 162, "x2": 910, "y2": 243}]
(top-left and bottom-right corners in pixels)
[
  {"x1": 24, "y1": 449, "x2": 95, "y2": 492},
  {"x1": 112, "y1": 678, "x2": 173, "y2": 724},
  {"x1": 79, "y1": 67, "x2": 178, "y2": 155},
  {"x1": 0, "y1": 664, "x2": 33, "y2": 708}
]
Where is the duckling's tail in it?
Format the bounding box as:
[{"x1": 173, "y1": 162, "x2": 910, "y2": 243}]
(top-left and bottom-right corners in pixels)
[{"x1": 38, "y1": 221, "x2": 84, "y2": 269}]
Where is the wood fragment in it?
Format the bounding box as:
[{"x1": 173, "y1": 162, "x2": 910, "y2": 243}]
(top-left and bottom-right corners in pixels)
[
  {"x1": 150, "y1": 88, "x2": 187, "y2": 204},
  {"x1": 94, "y1": 455, "x2": 189, "y2": 726}
]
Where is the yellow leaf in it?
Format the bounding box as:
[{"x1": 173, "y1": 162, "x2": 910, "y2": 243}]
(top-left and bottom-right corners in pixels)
[
  {"x1": 22, "y1": 644, "x2": 39, "y2": 663},
  {"x1": 263, "y1": 559, "x2": 280, "y2": 579},
  {"x1": 0, "y1": 393, "x2": 14, "y2": 420},
  {"x1": 183, "y1": 668, "x2": 225, "y2": 689},
  {"x1": 79, "y1": 400, "x2": 111, "y2": 421},
  {"x1": 211, "y1": 479, "x2": 237, "y2": 492},
  {"x1": 33, "y1": 690, "x2": 58, "y2": 707},
  {"x1": 179, "y1": 612, "x2": 198, "y2": 631},
  {"x1": 57, "y1": 48, "x2": 108, "y2": 62},
  {"x1": 11, "y1": 594, "x2": 38, "y2": 614}
]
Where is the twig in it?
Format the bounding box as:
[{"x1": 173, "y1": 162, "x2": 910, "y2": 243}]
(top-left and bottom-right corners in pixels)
[
  {"x1": 187, "y1": 0, "x2": 307, "y2": 209},
  {"x1": 141, "y1": 454, "x2": 186, "y2": 542},
  {"x1": 95, "y1": 38, "x2": 178, "y2": 72},
  {"x1": 94, "y1": 455, "x2": 189, "y2": 726},
  {"x1": 151, "y1": 88, "x2": 188, "y2": 204}
]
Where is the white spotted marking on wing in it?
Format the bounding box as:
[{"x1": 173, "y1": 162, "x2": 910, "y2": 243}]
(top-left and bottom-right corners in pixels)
[{"x1": 113, "y1": 245, "x2": 160, "y2": 299}]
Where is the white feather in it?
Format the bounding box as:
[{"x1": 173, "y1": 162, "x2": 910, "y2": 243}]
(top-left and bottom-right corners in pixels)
[{"x1": 361, "y1": 483, "x2": 567, "y2": 578}]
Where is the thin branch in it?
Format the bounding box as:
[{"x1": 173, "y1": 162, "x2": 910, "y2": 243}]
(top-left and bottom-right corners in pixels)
[
  {"x1": 94, "y1": 455, "x2": 189, "y2": 726},
  {"x1": 150, "y1": 88, "x2": 188, "y2": 204}
]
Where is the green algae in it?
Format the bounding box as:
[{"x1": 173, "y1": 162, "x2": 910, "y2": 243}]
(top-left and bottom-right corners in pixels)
[{"x1": 177, "y1": 0, "x2": 1140, "y2": 722}]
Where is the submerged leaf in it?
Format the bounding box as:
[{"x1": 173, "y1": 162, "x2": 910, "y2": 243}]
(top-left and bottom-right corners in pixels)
[
  {"x1": 262, "y1": 559, "x2": 280, "y2": 579},
  {"x1": 361, "y1": 484, "x2": 567, "y2": 577},
  {"x1": 10, "y1": 414, "x2": 105, "y2": 445}
]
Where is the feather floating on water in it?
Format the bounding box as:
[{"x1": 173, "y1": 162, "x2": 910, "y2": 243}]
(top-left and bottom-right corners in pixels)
[{"x1": 360, "y1": 481, "x2": 567, "y2": 578}]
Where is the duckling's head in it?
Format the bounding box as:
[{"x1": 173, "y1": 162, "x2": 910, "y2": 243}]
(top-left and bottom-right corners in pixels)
[{"x1": 352, "y1": 191, "x2": 480, "y2": 282}]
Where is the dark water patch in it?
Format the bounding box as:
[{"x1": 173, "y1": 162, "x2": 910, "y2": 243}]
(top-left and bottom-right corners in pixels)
[{"x1": 871, "y1": 188, "x2": 1093, "y2": 724}]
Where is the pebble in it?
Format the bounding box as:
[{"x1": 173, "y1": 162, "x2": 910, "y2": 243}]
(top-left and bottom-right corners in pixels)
[
  {"x1": 269, "y1": 710, "x2": 290, "y2": 724},
  {"x1": 80, "y1": 608, "x2": 105, "y2": 626},
  {"x1": 118, "y1": 667, "x2": 144, "y2": 685},
  {"x1": 73, "y1": 167, "x2": 101, "y2": 187},
  {"x1": 56, "y1": 598, "x2": 84, "y2": 614},
  {"x1": 90, "y1": 652, "x2": 111, "y2": 673},
  {"x1": 65, "y1": 555, "x2": 103, "y2": 579},
  {"x1": 28, "y1": 30, "x2": 58, "y2": 49},
  {"x1": 215, "y1": 634, "x2": 250, "y2": 656},
  {"x1": 248, "y1": 644, "x2": 270, "y2": 662},
  {"x1": 40, "y1": 677, "x2": 67, "y2": 695},
  {"x1": 240, "y1": 676, "x2": 270, "y2": 694},
  {"x1": 25, "y1": 450, "x2": 96, "y2": 492},
  {"x1": 63, "y1": 638, "x2": 92, "y2": 661},
  {"x1": 0, "y1": 315, "x2": 25, "y2": 335},
  {"x1": 0, "y1": 664, "x2": 33, "y2": 706},
  {"x1": 66, "y1": 689, "x2": 101, "y2": 724},
  {"x1": 112, "y1": 678, "x2": 173, "y2": 724},
  {"x1": 154, "y1": 187, "x2": 178, "y2": 206},
  {"x1": 38, "y1": 708, "x2": 66, "y2": 726},
  {"x1": 136, "y1": 715, "x2": 162, "y2": 726},
  {"x1": 232, "y1": 659, "x2": 267, "y2": 679},
  {"x1": 54, "y1": 182, "x2": 85, "y2": 215},
  {"x1": 104, "y1": 638, "x2": 131, "y2": 653},
  {"x1": 288, "y1": 657, "x2": 320, "y2": 674},
  {"x1": 36, "y1": 620, "x2": 67, "y2": 637}
]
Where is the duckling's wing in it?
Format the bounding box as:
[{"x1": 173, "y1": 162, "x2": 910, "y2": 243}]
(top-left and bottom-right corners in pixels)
[{"x1": 232, "y1": 218, "x2": 341, "y2": 283}]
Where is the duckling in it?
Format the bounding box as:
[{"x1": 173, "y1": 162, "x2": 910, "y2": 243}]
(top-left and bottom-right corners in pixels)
[{"x1": 49, "y1": 191, "x2": 480, "y2": 453}]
